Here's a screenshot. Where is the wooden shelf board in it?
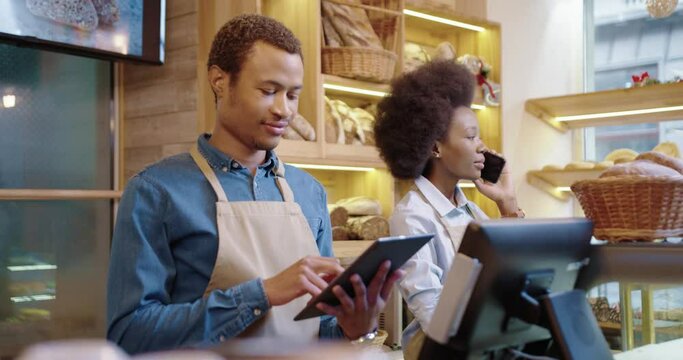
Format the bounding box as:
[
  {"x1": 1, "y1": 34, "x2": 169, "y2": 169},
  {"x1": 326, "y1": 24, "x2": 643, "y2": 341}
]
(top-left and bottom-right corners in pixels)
[
  {"x1": 526, "y1": 168, "x2": 604, "y2": 201},
  {"x1": 333, "y1": 240, "x2": 374, "y2": 265},
  {"x1": 525, "y1": 82, "x2": 683, "y2": 132},
  {"x1": 275, "y1": 139, "x2": 322, "y2": 160},
  {"x1": 528, "y1": 169, "x2": 603, "y2": 187},
  {"x1": 324, "y1": 143, "x2": 385, "y2": 167}
]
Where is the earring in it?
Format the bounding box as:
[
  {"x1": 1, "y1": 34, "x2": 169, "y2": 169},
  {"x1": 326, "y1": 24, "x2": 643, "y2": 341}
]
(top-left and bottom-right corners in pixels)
[{"x1": 432, "y1": 151, "x2": 441, "y2": 158}]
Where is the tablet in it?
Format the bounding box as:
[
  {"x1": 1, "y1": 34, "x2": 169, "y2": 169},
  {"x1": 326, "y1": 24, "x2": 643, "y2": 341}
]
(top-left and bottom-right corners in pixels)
[{"x1": 294, "y1": 233, "x2": 434, "y2": 321}]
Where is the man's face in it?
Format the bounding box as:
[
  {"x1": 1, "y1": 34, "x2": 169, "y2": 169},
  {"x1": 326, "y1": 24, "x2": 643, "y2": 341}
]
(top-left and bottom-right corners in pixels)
[{"x1": 212, "y1": 41, "x2": 304, "y2": 151}]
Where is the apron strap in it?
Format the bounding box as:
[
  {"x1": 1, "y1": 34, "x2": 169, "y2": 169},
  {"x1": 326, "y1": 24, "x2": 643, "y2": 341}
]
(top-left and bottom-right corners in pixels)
[
  {"x1": 274, "y1": 158, "x2": 295, "y2": 203},
  {"x1": 190, "y1": 146, "x2": 229, "y2": 202}
]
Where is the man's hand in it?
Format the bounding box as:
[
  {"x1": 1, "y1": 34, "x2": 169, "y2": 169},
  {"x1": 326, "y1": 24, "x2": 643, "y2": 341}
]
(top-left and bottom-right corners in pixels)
[
  {"x1": 315, "y1": 260, "x2": 405, "y2": 340},
  {"x1": 263, "y1": 256, "x2": 344, "y2": 306}
]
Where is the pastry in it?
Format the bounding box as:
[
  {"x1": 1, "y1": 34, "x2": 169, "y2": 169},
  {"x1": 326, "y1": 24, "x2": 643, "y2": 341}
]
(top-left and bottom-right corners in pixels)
[
  {"x1": 652, "y1": 141, "x2": 681, "y2": 158},
  {"x1": 636, "y1": 151, "x2": 683, "y2": 174},
  {"x1": 604, "y1": 148, "x2": 638, "y2": 163},
  {"x1": 564, "y1": 161, "x2": 595, "y2": 170}
]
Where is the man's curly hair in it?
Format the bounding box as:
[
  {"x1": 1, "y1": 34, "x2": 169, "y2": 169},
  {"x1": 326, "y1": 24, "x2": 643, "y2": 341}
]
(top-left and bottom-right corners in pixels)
[
  {"x1": 207, "y1": 14, "x2": 302, "y2": 84},
  {"x1": 374, "y1": 61, "x2": 475, "y2": 179}
]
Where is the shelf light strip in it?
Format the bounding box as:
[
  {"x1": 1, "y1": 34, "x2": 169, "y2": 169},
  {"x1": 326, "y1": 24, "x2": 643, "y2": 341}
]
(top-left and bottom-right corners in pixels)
[
  {"x1": 557, "y1": 187, "x2": 572, "y2": 192},
  {"x1": 7, "y1": 264, "x2": 57, "y2": 272},
  {"x1": 323, "y1": 83, "x2": 387, "y2": 97},
  {"x1": 555, "y1": 105, "x2": 683, "y2": 122},
  {"x1": 323, "y1": 83, "x2": 486, "y2": 110},
  {"x1": 403, "y1": 9, "x2": 486, "y2": 32},
  {"x1": 290, "y1": 163, "x2": 376, "y2": 172},
  {"x1": 11, "y1": 294, "x2": 56, "y2": 303}
]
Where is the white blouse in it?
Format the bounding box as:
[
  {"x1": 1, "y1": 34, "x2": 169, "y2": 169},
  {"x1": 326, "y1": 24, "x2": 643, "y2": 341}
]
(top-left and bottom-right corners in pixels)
[{"x1": 389, "y1": 176, "x2": 488, "y2": 347}]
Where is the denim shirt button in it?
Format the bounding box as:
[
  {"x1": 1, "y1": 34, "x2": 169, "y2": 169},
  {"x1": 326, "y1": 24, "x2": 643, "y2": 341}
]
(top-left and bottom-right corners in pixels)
[
  {"x1": 231, "y1": 161, "x2": 240, "y2": 169},
  {"x1": 253, "y1": 308, "x2": 262, "y2": 316},
  {"x1": 219, "y1": 335, "x2": 226, "y2": 342},
  {"x1": 221, "y1": 166, "x2": 228, "y2": 172}
]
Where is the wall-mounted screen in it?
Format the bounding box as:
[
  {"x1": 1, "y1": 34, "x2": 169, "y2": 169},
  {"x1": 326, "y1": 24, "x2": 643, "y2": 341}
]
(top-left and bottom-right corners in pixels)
[{"x1": 0, "y1": 0, "x2": 164, "y2": 64}]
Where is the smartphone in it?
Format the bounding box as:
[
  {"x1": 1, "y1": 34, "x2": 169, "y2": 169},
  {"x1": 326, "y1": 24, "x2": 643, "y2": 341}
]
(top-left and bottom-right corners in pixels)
[{"x1": 481, "y1": 152, "x2": 506, "y2": 183}]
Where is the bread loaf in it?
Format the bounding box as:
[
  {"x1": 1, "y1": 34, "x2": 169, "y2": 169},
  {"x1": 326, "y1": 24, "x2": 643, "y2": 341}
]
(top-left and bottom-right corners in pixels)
[
  {"x1": 599, "y1": 160, "x2": 680, "y2": 178},
  {"x1": 321, "y1": 1, "x2": 383, "y2": 49},
  {"x1": 289, "y1": 114, "x2": 316, "y2": 141},
  {"x1": 27, "y1": 0, "x2": 99, "y2": 31},
  {"x1": 346, "y1": 215, "x2": 389, "y2": 240},
  {"x1": 283, "y1": 126, "x2": 304, "y2": 140},
  {"x1": 324, "y1": 97, "x2": 344, "y2": 144},
  {"x1": 327, "y1": 204, "x2": 349, "y2": 227},
  {"x1": 332, "y1": 226, "x2": 350, "y2": 241},
  {"x1": 322, "y1": 16, "x2": 343, "y2": 47},
  {"x1": 336, "y1": 196, "x2": 381, "y2": 216},
  {"x1": 636, "y1": 151, "x2": 683, "y2": 174}
]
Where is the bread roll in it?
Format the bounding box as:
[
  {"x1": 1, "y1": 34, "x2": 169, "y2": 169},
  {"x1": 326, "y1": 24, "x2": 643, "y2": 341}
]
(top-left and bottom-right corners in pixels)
[
  {"x1": 652, "y1": 141, "x2": 681, "y2": 158},
  {"x1": 604, "y1": 148, "x2": 638, "y2": 163},
  {"x1": 636, "y1": 151, "x2": 683, "y2": 174},
  {"x1": 594, "y1": 160, "x2": 614, "y2": 170},
  {"x1": 599, "y1": 160, "x2": 680, "y2": 178}
]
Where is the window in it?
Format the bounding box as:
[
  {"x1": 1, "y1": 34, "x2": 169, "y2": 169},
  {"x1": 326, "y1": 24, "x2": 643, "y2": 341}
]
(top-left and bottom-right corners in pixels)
[{"x1": 584, "y1": 0, "x2": 683, "y2": 352}]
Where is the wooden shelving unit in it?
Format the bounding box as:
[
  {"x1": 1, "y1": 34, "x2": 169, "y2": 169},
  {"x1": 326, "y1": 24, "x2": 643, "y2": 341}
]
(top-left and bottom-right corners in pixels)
[
  {"x1": 525, "y1": 82, "x2": 683, "y2": 132},
  {"x1": 526, "y1": 168, "x2": 603, "y2": 201}
]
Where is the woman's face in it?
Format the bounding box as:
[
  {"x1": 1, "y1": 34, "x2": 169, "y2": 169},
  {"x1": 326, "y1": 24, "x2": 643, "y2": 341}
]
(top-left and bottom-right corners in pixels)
[{"x1": 435, "y1": 106, "x2": 485, "y2": 181}]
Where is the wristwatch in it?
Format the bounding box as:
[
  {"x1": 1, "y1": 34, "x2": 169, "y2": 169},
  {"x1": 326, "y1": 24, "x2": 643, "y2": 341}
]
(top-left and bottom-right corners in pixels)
[
  {"x1": 501, "y1": 208, "x2": 526, "y2": 218},
  {"x1": 350, "y1": 329, "x2": 378, "y2": 345}
]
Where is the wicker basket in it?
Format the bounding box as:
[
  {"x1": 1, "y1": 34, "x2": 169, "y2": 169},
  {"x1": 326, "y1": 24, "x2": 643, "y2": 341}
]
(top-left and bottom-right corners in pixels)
[
  {"x1": 322, "y1": 46, "x2": 398, "y2": 83},
  {"x1": 571, "y1": 175, "x2": 683, "y2": 242}
]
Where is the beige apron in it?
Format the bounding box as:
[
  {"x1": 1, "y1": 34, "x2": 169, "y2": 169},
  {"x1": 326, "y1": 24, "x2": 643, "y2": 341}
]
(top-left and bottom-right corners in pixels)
[
  {"x1": 190, "y1": 146, "x2": 320, "y2": 340},
  {"x1": 403, "y1": 185, "x2": 481, "y2": 360}
]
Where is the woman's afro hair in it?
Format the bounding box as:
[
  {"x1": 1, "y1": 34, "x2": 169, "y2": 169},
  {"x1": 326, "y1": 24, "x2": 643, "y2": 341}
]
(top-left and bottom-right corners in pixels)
[{"x1": 374, "y1": 61, "x2": 475, "y2": 179}]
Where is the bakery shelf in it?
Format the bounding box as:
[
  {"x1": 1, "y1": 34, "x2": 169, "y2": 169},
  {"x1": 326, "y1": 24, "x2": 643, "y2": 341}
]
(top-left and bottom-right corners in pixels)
[
  {"x1": 322, "y1": 74, "x2": 391, "y2": 99},
  {"x1": 525, "y1": 82, "x2": 683, "y2": 133},
  {"x1": 526, "y1": 168, "x2": 603, "y2": 201}
]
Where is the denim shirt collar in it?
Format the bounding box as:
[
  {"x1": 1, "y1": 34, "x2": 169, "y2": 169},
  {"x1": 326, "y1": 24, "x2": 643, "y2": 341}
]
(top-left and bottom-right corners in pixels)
[{"x1": 197, "y1": 134, "x2": 278, "y2": 175}]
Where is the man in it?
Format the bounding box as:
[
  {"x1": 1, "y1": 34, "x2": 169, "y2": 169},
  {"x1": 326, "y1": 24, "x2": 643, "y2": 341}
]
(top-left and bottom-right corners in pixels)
[{"x1": 106, "y1": 14, "x2": 402, "y2": 354}]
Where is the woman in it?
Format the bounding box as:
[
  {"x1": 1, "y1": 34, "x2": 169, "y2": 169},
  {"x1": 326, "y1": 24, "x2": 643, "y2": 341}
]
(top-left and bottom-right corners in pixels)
[{"x1": 374, "y1": 61, "x2": 523, "y2": 359}]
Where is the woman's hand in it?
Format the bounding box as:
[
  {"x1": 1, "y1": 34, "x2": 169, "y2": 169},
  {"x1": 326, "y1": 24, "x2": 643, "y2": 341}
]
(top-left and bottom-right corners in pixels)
[{"x1": 473, "y1": 149, "x2": 519, "y2": 216}]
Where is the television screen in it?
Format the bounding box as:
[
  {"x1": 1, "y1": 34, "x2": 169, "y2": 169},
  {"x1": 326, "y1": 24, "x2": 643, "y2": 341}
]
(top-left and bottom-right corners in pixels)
[{"x1": 0, "y1": 0, "x2": 164, "y2": 64}]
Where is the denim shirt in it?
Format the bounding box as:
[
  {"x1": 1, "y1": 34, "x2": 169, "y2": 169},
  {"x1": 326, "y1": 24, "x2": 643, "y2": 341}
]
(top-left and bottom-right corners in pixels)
[{"x1": 107, "y1": 134, "x2": 343, "y2": 354}]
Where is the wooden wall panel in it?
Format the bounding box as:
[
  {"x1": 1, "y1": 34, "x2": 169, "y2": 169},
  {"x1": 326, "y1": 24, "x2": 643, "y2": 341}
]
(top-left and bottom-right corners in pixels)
[{"x1": 122, "y1": 0, "x2": 201, "y2": 182}]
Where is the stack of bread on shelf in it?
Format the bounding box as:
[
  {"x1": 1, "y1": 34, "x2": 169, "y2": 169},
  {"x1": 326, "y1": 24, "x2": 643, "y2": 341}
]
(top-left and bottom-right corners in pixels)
[
  {"x1": 321, "y1": 0, "x2": 399, "y2": 83},
  {"x1": 570, "y1": 141, "x2": 683, "y2": 242},
  {"x1": 541, "y1": 141, "x2": 680, "y2": 172},
  {"x1": 324, "y1": 96, "x2": 376, "y2": 145},
  {"x1": 328, "y1": 196, "x2": 389, "y2": 241}
]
